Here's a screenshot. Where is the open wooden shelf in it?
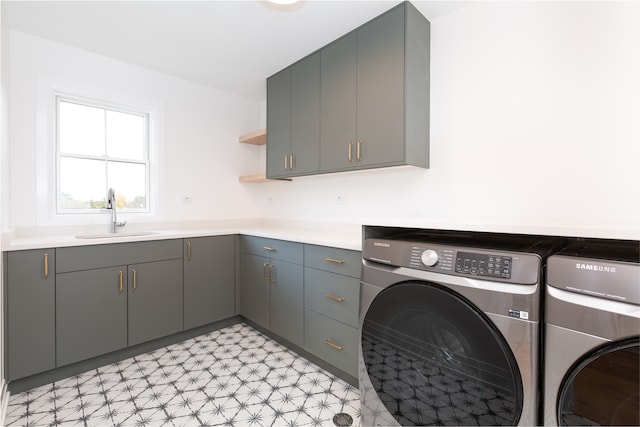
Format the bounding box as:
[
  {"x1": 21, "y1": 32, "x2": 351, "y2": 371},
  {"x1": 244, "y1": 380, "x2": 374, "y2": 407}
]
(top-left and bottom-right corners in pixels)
[
  {"x1": 239, "y1": 128, "x2": 266, "y2": 146},
  {"x1": 238, "y1": 128, "x2": 284, "y2": 183},
  {"x1": 239, "y1": 173, "x2": 277, "y2": 183}
]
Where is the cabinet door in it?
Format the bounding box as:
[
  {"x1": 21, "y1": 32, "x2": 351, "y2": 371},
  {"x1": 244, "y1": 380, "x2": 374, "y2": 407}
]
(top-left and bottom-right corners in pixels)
[
  {"x1": 356, "y1": 4, "x2": 406, "y2": 167},
  {"x1": 128, "y1": 259, "x2": 183, "y2": 346},
  {"x1": 56, "y1": 266, "x2": 127, "y2": 367},
  {"x1": 290, "y1": 52, "x2": 320, "y2": 176},
  {"x1": 184, "y1": 236, "x2": 236, "y2": 330},
  {"x1": 270, "y1": 259, "x2": 304, "y2": 348},
  {"x1": 6, "y1": 249, "x2": 55, "y2": 381},
  {"x1": 320, "y1": 32, "x2": 357, "y2": 172},
  {"x1": 240, "y1": 252, "x2": 270, "y2": 330},
  {"x1": 266, "y1": 66, "x2": 292, "y2": 179}
]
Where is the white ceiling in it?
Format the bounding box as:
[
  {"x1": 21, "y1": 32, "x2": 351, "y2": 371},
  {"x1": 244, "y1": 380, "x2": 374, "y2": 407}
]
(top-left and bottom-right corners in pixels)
[{"x1": 4, "y1": 0, "x2": 468, "y2": 101}]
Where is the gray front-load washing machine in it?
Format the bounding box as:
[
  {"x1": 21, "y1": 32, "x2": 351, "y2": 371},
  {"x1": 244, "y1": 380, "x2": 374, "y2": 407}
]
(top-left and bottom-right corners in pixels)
[
  {"x1": 544, "y1": 239, "x2": 639, "y2": 426},
  {"x1": 359, "y1": 229, "x2": 562, "y2": 426}
]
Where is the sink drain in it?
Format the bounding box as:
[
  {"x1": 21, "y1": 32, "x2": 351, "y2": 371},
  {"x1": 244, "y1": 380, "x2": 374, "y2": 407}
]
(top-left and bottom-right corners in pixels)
[{"x1": 333, "y1": 412, "x2": 354, "y2": 426}]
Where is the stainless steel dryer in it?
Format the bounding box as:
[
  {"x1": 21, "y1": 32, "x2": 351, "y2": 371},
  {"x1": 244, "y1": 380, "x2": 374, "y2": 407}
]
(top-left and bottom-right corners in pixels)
[
  {"x1": 359, "y1": 229, "x2": 561, "y2": 426},
  {"x1": 544, "y1": 239, "x2": 640, "y2": 426}
]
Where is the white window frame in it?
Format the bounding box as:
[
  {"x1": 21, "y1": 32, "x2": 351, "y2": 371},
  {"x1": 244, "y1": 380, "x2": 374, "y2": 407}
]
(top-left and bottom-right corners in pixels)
[{"x1": 55, "y1": 94, "x2": 151, "y2": 215}]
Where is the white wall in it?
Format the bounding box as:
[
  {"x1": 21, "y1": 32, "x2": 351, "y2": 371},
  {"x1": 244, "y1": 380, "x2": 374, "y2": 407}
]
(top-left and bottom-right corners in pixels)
[
  {"x1": 8, "y1": 30, "x2": 264, "y2": 231},
  {"x1": 6, "y1": 2, "x2": 640, "y2": 240},
  {"x1": 1, "y1": 0, "x2": 8, "y2": 412},
  {"x1": 248, "y1": 1, "x2": 640, "y2": 239}
]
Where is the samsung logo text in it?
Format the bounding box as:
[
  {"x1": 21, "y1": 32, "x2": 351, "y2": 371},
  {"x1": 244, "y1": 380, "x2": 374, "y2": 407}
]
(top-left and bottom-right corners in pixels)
[
  {"x1": 575, "y1": 263, "x2": 616, "y2": 273},
  {"x1": 374, "y1": 242, "x2": 390, "y2": 248}
]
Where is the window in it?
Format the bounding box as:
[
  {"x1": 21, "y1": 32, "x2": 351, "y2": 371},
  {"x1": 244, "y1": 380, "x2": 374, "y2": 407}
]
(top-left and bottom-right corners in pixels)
[{"x1": 56, "y1": 96, "x2": 150, "y2": 213}]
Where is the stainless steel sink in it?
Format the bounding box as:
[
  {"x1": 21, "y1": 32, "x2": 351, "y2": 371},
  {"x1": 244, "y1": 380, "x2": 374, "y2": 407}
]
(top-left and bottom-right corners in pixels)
[{"x1": 75, "y1": 231, "x2": 158, "y2": 239}]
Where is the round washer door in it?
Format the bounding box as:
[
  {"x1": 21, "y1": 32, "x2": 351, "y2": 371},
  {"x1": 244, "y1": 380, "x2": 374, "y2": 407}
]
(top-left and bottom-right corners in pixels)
[
  {"x1": 361, "y1": 281, "x2": 523, "y2": 426},
  {"x1": 557, "y1": 338, "x2": 639, "y2": 426}
]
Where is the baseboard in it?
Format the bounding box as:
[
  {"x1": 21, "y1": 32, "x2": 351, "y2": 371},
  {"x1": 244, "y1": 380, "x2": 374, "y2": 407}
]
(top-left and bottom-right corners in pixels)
[{"x1": 0, "y1": 380, "x2": 9, "y2": 427}]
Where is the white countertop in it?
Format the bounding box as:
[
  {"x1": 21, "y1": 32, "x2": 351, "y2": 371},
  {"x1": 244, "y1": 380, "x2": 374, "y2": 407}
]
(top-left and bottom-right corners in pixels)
[
  {"x1": 3, "y1": 216, "x2": 638, "y2": 252},
  {"x1": 1, "y1": 220, "x2": 364, "y2": 252}
]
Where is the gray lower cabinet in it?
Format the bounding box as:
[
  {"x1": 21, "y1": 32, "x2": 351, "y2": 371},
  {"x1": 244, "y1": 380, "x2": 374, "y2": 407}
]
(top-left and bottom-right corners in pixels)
[
  {"x1": 55, "y1": 239, "x2": 184, "y2": 368},
  {"x1": 128, "y1": 259, "x2": 183, "y2": 346},
  {"x1": 240, "y1": 252, "x2": 270, "y2": 330},
  {"x1": 6, "y1": 249, "x2": 56, "y2": 381},
  {"x1": 303, "y1": 244, "x2": 361, "y2": 378},
  {"x1": 240, "y1": 237, "x2": 304, "y2": 347},
  {"x1": 56, "y1": 266, "x2": 128, "y2": 367},
  {"x1": 183, "y1": 236, "x2": 236, "y2": 330}
]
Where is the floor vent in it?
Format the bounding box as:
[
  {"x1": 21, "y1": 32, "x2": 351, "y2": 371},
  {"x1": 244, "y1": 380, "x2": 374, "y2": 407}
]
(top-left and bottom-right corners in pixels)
[{"x1": 333, "y1": 412, "x2": 354, "y2": 426}]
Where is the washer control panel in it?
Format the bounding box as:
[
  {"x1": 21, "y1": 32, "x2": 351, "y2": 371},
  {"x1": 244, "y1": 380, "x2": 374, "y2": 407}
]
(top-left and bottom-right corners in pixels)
[
  {"x1": 455, "y1": 251, "x2": 512, "y2": 279},
  {"x1": 408, "y1": 245, "x2": 454, "y2": 272},
  {"x1": 363, "y1": 238, "x2": 541, "y2": 284}
]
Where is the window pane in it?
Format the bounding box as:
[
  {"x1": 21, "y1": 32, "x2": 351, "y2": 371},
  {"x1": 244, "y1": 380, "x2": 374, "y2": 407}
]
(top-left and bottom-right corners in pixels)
[
  {"x1": 59, "y1": 101, "x2": 105, "y2": 156},
  {"x1": 107, "y1": 162, "x2": 147, "y2": 209},
  {"x1": 106, "y1": 110, "x2": 145, "y2": 160},
  {"x1": 60, "y1": 157, "x2": 106, "y2": 209}
]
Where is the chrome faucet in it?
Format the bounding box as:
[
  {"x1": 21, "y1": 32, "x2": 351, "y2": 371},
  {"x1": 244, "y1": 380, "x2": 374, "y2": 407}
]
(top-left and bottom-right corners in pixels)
[{"x1": 107, "y1": 188, "x2": 127, "y2": 233}]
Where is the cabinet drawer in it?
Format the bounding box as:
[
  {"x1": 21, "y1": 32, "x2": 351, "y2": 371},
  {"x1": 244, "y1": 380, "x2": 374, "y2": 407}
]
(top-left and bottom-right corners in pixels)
[
  {"x1": 305, "y1": 268, "x2": 359, "y2": 327},
  {"x1": 304, "y1": 244, "x2": 361, "y2": 278},
  {"x1": 305, "y1": 309, "x2": 358, "y2": 377},
  {"x1": 57, "y1": 239, "x2": 183, "y2": 273},
  {"x1": 241, "y1": 236, "x2": 303, "y2": 264}
]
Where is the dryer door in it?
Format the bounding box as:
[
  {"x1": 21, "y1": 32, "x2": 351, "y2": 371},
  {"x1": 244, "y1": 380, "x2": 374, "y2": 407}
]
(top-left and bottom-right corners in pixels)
[
  {"x1": 557, "y1": 338, "x2": 639, "y2": 426},
  {"x1": 361, "y1": 281, "x2": 523, "y2": 426}
]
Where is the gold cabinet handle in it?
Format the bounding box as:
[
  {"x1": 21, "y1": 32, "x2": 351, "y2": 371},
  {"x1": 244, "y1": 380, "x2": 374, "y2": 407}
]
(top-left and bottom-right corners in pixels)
[
  {"x1": 132, "y1": 269, "x2": 137, "y2": 290},
  {"x1": 284, "y1": 154, "x2": 289, "y2": 170},
  {"x1": 263, "y1": 246, "x2": 277, "y2": 252},
  {"x1": 325, "y1": 257, "x2": 345, "y2": 264},
  {"x1": 186, "y1": 241, "x2": 192, "y2": 261},
  {"x1": 325, "y1": 294, "x2": 345, "y2": 302},
  {"x1": 269, "y1": 264, "x2": 275, "y2": 283},
  {"x1": 263, "y1": 263, "x2": 269, "y2": 281},
  {"x1": 356, "y1": 140, "x2": 362, "y2": 161},
  {"x1": 325, "y1": 339, "x2": 345, "y2": 351},
  {"x1": 348, "y1": 142, "x2": 353, "y2": 162},
  {"x1": 289, "y1": 153, "x2": 294, "y2": 170},
  {"x1": 119, "y1": 271, "x2": 124, "y2": 293},
  {"x1": 44, "y1": 253, "x2": 49, "y2": 278}
]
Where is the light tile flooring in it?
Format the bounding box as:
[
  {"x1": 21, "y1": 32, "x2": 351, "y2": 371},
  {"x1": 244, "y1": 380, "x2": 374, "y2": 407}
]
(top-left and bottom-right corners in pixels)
[{"x1": 6, "y1": 323, "x2": 361, "y2": 427}]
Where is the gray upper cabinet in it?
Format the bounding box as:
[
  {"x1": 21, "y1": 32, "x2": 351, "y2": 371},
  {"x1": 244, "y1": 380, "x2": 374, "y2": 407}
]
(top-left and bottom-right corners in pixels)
[
  {"x1": 184, "y1": 235, "x2": 236, "y2": 330},
  {"x1": 320, "y1": 32, "x2": 358, "y2": 172},
  {"x1": 323, "y1": 2, "x2": 430, "y2": 172},
  {"x1": 268, "y1": 2, "x2": 430, "y2": 178},
  {"x1": 267, "y1": 52, "x2": 321, "y2": 179},
  {"x1": 6, "y1": 249, "x2": 56, "y2": 381}
]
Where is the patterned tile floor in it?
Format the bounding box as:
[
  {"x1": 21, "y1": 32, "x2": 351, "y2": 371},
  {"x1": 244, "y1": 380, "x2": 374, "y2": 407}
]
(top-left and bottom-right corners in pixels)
[{"x1": 6, "y1": 323, "x2": 361, "y2": 427}]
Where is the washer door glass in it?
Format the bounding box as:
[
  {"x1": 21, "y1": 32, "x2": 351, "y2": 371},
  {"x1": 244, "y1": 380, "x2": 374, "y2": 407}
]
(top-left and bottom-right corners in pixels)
[
  {"x1": 361, "y1": 281, "x2": 523, "y2": 426},
  {"x1": 557, "y1": 338, "x2": 639, "y2": 426}
]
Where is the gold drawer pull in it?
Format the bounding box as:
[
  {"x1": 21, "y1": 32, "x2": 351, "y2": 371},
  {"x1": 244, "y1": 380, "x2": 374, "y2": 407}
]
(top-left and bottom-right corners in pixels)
[
  {"x1": 325, "y1": 294, "x2": 345, "y2": 302},
  {"x1": 119, "y1": 271, "x2": 124, "y2": 293},
  {"x1": 325, "y1": 339, "x2": 345, "y2": 351},
  {"x1": 325, "y1": 257, "x2": 345, "y2": 264},
  {"x1": 263, "y1": 246, "x2": 277, "y2": 252},
  {"x1": 44, "y1": 253, "x2": 49, "y2": 278}
]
